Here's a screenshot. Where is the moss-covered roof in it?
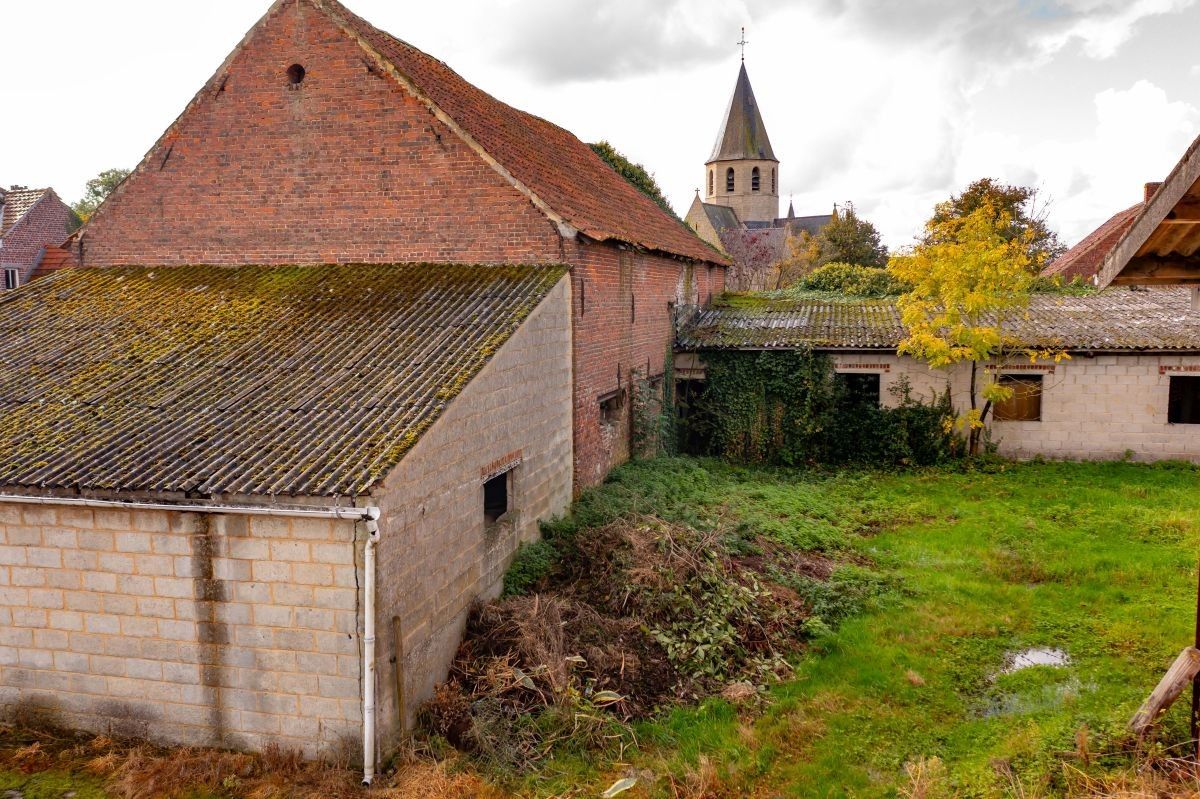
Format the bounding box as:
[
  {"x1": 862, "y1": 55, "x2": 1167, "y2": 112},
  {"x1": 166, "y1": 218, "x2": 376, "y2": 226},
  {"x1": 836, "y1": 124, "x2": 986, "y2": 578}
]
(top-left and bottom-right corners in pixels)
[
  {"x1": 0, "y1": 263, "x2": 566, "y2": 498},
  {"x1": 677, "y1": 288, "x2": 1200, "y2": 353}
]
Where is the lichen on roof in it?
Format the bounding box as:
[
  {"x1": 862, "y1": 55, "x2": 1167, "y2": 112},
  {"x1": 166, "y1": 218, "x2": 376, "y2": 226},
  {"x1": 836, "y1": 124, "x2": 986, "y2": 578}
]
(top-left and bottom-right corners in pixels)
[{"x1": 0, "y1": 262, "x2": 567, "y2": 497}]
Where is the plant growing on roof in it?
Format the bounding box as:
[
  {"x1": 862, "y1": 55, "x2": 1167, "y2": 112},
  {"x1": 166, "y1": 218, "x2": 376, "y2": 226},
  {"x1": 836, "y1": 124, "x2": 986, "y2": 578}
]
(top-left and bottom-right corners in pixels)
[{"x1": 889, "y1": 201, "x2": 1067, "y2": 455}]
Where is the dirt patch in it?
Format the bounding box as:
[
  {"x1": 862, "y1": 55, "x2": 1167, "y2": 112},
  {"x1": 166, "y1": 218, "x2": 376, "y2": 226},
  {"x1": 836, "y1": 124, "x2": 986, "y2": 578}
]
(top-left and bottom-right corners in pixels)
[{"x1": 423, "y1": 516, "x2": 817, "y2": 768}]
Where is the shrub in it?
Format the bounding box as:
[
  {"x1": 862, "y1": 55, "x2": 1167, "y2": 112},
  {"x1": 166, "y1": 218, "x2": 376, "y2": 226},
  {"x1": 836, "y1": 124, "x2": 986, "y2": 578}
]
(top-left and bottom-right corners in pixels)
[{"x1": 797, "y1": 262, "x2": 911, "y2": 297}]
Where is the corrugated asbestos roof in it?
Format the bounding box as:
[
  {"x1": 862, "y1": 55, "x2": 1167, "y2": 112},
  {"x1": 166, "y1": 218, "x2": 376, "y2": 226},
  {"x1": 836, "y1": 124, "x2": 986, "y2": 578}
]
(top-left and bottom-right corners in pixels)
[
  {"x1": 708, "y1": 63, "x2": 777, "y2": 163},
  {"x1": 0, "y1": 189, "x2": 49, "y2": 237},
  {"x1": 318, "y1": 0, "x2": 723, "y2": 265},
  {"x1": 678, "y1": 288, "x2": 1200, "y2": 352},
  {"x1": 0, "y1": 262, "x2": 566, "y2": 497}
]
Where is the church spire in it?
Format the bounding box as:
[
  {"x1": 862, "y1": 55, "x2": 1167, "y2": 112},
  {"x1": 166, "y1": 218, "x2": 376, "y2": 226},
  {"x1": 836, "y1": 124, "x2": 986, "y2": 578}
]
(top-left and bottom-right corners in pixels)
[{"x1": 708, "y1": 62, "x2": 777, "y2": 163}]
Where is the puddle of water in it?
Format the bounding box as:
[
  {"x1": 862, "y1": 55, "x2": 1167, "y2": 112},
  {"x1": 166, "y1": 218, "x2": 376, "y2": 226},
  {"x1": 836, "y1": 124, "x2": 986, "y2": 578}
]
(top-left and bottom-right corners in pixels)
[{"x1": 1000, "y1": 647, "x2": 1070, "y2": 674}]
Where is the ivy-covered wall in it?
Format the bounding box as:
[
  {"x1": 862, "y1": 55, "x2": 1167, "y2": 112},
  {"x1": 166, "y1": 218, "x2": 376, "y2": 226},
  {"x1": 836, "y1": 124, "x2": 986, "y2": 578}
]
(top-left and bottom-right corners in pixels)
[{"x1": 682, "y1": 350, "x2": 956, "y2": 466}]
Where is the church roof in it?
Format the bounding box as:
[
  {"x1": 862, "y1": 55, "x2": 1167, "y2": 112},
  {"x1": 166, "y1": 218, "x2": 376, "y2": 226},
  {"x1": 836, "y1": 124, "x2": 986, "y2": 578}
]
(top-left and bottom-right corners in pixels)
[
  {"x1": 0, "y1": 262, "x2": 566, "y2": 497},
  {"x1": 708, "y1": 63, "x2": 777, "y2": 163}
]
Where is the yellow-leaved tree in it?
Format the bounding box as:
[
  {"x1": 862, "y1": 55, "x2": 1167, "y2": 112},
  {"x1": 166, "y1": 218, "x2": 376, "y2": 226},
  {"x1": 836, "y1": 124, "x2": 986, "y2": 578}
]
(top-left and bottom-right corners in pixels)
[{"x1": 888, "y1": 200, "x2": 1066, "y2": 455}]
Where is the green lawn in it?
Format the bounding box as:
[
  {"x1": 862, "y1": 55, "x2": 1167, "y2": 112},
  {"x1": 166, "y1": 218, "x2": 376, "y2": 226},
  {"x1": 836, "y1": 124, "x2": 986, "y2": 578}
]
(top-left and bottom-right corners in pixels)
[{"x1": 523, "y1": 458, "x2": 1200, "y2": 798}]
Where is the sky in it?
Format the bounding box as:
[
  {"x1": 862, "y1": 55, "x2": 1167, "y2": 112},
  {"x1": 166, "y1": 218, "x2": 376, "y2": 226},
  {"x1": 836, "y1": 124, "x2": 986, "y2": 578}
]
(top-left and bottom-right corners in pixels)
[{"x1": 4, "y1": 0, "x2": 1200, "y2": 249}]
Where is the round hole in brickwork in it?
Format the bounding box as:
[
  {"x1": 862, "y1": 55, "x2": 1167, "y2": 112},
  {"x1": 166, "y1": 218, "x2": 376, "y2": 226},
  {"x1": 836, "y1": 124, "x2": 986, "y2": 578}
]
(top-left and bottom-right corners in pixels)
[{"x1": 287, "y1": 64, "x2": 306, "y2": 85}]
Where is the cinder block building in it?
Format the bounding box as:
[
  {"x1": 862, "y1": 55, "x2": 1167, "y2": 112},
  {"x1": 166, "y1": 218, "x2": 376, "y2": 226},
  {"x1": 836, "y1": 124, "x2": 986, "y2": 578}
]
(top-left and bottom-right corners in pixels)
[
  {"x1": 0, "y1": 0, "x2": 724, "y2": 778},
  {"x1": 676, "y1": 288, "x2": 1200, "y2": 462}
]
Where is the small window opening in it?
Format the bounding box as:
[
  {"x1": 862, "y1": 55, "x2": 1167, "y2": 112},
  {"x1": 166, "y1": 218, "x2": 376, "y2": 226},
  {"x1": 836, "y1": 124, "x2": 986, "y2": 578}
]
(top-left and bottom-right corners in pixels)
[
  {"x1": 837, "y1": 373, "x2": 881, "y2": 408},
  {"x1": 2, "y1": 268, "x2": 19, "y2": 291},
  {"x1": 725, "y1": 168, "x2": 735, "y2": 193},
  {"x1": 287, "y1": 64, "x2": 306, "y2": 85},
  {"x1": 483, "y1": 471, "x2": 510, "y2": 525},
  {"x1": 1169, "y1": 376, "x2": 1200, "y2": 424},
  {"x1": 708, "y1": 170, "x2": 714, "y2": 196},
  {"x1": 994, "y1": 375, "x2": 1043, "y2": 422},
  {"x1": 599, "y1": 390, "x2": 625, "y2": 426},
  {"x1": 752, "y1": 167, "x2": 761, "y2": 193},
  {"x1": 771, "y1": 168, "x2": 776, "y2": 193}
]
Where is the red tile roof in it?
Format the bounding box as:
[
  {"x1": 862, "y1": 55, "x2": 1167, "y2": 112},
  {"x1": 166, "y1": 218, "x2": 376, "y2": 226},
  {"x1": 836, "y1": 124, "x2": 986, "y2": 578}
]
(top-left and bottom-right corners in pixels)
[
  {"x1": 1042, "y1": 204, "x2": 1141, "y2": 281},
  {"x1": 31, "y1": 246, "x2": 76, "y2": 280},
  {"x1": 0, "y1": 189, "x2": 49, "y2": 237},
  {"x1": 318, "y1": 0, "x2": 724, "y2": 266}
]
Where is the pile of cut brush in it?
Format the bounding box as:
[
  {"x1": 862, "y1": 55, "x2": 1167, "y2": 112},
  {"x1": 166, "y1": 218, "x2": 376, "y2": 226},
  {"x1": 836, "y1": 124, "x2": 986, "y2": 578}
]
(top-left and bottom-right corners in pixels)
[{"x1": 421, "y1": 516, "x2": 826, "y2": 769}]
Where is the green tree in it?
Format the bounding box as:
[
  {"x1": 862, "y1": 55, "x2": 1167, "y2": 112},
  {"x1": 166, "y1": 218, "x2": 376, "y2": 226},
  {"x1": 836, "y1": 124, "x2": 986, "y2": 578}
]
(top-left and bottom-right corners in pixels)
[
  {"x1": 589, "y1": 141, "x2": 680, "y2": 221},
  {"x1": 773, "y1": 229, "x2": 821, "y2": 289},
  {"x1": 889, "y1": 201, "x2": 1067, "y2": 454},
  {"x1": 927, "y1": 178, "x2": 1067, "y2": 268},
  {"x1": 71, "y1": 168, "x2": 131, "y2": 225},
  {"x1": 816, "y1": 204, "x2": 888, "y2": 267}
]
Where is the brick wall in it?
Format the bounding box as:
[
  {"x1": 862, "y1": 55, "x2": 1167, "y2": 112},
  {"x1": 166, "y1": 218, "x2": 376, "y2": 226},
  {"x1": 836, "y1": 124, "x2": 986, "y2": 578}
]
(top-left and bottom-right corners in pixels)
[
  {"x1": 570, "y1": 241, "x2": 722, "y2": 489},
  {"x1": 76, "y1": 0, "x2": 562, "y2": 267},
  {"x1": 0, "y1": 194, "x2": 74, "y2": 281},
  {"x1": 0, "y1": 504, "x2": 364, "y2": 756},
  {"x1": 371, "y1": 278, "x2": 573, "y2": 745}
]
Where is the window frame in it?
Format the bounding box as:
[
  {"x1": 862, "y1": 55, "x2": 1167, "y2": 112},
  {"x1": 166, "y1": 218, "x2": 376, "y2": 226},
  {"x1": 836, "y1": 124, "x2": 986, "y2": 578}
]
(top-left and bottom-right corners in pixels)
[
  {"x1": 708, "y1": 170, "x2": 714, "y2": 196},
  {"x1": 483, "y1": 469, "x2": 512, "y2": 526},
  {"x1": 599, "y1": 388, "x2": 626, "y2": 427},
  {"x1": 725, "y1": 167, "x2": 735, "y2": 193},
  {"x1": 1168, "y1": 375, "x2": 1200, "y2": 425},
  {"x1": 751, "y1": 167, "x2": 761, "y2": 193},
  {"x1": 836, "y1": 372, "x2": 882, "y2": 408},
  {"x1": 3, "y1": 268, "x2": 19, "y2": 291},
  {"x1": 993, "y1": 374, "x2": 1044, "y2": 422}
]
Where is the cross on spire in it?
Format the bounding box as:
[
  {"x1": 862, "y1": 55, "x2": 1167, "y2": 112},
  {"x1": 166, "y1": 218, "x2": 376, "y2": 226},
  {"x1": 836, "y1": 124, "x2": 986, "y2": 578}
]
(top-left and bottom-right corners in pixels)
[{"x1": 737, "y1": 27, "x2": 748, "y2": 62}]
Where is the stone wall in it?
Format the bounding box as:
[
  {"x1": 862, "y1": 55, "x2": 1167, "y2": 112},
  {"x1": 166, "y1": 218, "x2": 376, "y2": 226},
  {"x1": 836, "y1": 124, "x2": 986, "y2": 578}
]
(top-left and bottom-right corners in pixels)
[
  {"x1": 371, "y1": 278, "x2": 574, "y2": 747},
  {"x1": 0, "y1": 504, "x2": 364, "y2": 756}
]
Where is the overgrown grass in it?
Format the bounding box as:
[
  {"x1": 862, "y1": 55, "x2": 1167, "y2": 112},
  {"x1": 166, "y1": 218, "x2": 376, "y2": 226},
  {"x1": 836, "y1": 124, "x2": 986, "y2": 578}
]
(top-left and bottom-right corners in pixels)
[{"x1": 503, "y1": 457, "x2": 1200, "y2": 797}]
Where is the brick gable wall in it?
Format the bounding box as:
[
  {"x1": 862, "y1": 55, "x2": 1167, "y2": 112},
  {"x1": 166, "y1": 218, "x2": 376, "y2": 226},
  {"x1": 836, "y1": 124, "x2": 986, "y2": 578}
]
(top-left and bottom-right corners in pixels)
[
  {"x1": 76, "y1": 1, "x2": 562, "y2": 267},
  {"x1": 1, "y1": 195, "x2": 74, "y2": 281}
]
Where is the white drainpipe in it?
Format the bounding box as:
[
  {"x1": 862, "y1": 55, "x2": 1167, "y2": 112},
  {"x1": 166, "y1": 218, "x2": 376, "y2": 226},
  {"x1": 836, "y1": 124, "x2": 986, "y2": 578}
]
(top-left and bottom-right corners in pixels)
[
  {"x1": 0, "y1": 493, "x2": 384, "y2": 786},
  {"x1": 361, "y1": 508, "x2": 382, "y2": 787}
]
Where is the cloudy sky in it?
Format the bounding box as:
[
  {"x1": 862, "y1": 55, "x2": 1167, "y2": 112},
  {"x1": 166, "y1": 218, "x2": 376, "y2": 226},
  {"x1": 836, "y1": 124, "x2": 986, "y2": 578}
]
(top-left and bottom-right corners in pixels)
[{"x1": 5, "y1": 0, "x2": 1200, "y2": 248}]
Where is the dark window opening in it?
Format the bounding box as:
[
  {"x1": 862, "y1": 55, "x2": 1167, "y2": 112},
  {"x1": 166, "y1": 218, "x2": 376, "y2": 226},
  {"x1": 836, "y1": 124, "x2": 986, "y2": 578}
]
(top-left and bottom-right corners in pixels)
[
  {"x1": 600, "y1": 390, "x2": 625, "y2": 426},
  {"x1": 676, "y1": 379, "x2": 707, "y2": 455},
  {"x1": 3, "y1": 268, "x2": 19, "y2": 291},
  {"x1": 994, "y1": 374, "x2": 1043, "y2": 422},
  {"x1": 752, "y1": 167, "x2": 761, "y2": 192},
  {"x1": 837, "y1": 373, "x2": 881, "y2": 408},
  {"x1": 287, "y1": 64, "x2": 306, "y2": 85},
  {"x1": 708, "y1": 170, "x2": 714, "y2": 196},
  {"x1": 726, "y1": 168, "x2": 735, "y2": 193},
  {"x1": 483, "y1": 471, "x2": 510, "y2": 525},
  {"x1": 771, "y1": 169, "x2": 776, "y2": 193},
  {"x1": 1169, "y1": 376, "x2": 1200, "y2": 424}
]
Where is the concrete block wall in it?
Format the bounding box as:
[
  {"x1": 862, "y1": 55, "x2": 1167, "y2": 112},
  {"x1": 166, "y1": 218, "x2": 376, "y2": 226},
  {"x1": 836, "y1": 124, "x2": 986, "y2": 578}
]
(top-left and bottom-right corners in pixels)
[
  {"x1": 372, "y1": 278, "x2": 573, "y2": 747},
  {"x1": 0, "y1": 503, "x2": 363, "y2": 756},
  {"x1": 831, "y1": 352, "x2": 1200, "y2": 461}
]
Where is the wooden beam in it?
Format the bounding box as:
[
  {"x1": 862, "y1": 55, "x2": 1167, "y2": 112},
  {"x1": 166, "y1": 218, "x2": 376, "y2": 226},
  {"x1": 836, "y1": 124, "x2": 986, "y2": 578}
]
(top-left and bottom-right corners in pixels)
[
  {"x1": 1110, "y1": 255, "x2": 1200, "y2": 285},
  {"x1": 1131, "y1": 647, "x2": 1200, "y2": 737},
  {"x1": 1165, "y1": 199, "x2": 1200, "y2": 223}
]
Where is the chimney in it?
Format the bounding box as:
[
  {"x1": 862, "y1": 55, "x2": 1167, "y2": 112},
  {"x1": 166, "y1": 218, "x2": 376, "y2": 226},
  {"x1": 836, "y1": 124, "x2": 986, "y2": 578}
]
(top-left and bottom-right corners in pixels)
[{"x1": 1145, "y1": 182, "x2": 1163, "y2": 204}]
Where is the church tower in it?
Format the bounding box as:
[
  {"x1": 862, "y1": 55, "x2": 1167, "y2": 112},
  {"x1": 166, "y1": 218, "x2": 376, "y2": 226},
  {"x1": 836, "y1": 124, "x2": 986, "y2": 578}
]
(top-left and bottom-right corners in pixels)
[{"x1": 704, "y1": 62, "x2": 779, "y2": 224}]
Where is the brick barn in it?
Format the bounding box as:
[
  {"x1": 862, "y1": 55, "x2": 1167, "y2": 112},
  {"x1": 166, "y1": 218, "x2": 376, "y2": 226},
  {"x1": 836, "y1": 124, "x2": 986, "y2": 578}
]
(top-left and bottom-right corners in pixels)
[{"x1": 0, "y1": 0, "x2": 724, "y2": 777}]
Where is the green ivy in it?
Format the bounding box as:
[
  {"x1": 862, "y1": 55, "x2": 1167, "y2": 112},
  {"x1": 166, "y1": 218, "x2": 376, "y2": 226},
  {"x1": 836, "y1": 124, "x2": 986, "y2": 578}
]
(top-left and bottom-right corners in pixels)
[{"x1": 685, "y1": 350, "x2": 958, "y2": 467}]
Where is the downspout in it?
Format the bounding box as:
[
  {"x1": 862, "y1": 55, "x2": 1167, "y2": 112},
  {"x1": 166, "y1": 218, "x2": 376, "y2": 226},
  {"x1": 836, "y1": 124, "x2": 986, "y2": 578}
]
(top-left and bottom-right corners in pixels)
[{"x1": 362, "y1": 507, "x2": 382, "y2": 787}]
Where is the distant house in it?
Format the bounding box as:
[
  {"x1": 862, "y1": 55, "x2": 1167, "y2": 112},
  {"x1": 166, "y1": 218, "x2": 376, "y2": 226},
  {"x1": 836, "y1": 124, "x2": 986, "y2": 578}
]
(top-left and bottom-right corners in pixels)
[
  {"x1": 676, "y1": 289, "x2": 1200, "y2": 462},
  {"x1": 0, "y1": 187, "x2": 75, "y2": 289}
]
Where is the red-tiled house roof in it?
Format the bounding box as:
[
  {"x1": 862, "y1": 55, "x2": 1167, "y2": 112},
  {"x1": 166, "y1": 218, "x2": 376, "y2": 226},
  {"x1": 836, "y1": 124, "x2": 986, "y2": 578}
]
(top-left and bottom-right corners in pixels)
[
  {"x1": 31, "y1": 246, "x2": 76, "y2": 280},
  {"x1": 1043, "y1": 204, "x2": 1141, "y2": 281},
  {"x1": 315, "y1": 0, "x2": 722, "y2": 265},
  {"x1": 0, "y1": 189, "x2": 51, "y2": 237}
]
